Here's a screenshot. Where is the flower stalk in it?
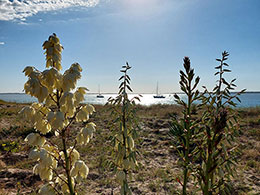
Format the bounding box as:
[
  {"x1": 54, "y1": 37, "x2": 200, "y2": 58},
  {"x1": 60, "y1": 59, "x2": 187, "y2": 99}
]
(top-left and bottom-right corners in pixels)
[
  {"x1": 22, "y1": 34, "x2": 95, "y2": 194},
  {"x1": 170, "y1": 57, "x2": 201, "y2": 195}
]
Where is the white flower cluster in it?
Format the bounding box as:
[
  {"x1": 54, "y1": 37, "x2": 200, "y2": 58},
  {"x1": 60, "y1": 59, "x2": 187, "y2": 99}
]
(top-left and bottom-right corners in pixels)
[
  {"x1": 71, "y1": 160, "x2": 89, "y2": 183},
  {"x1": 32, "y1": 147, "x2": 57, "y2": 181},
  {"x1": 23, "y1": 35, "x2": 84, "y2": 104},
  {"x1": 20, "y1": 89, "x2": 94, "y2": 135},
  {"x1": 22, "y1": 100, "x2": 94, "y2": 193},
  {"x1": 22, "y1": 34, "x2": 96, "y2": 194},
  {"x1": 76, "y1": 122, "x2": 96, "y2": 145},
  {"x1": 23, "y1": 64, "x2": 83, "y2": 104},
  {"x1": 42, "y1": 34, "x2": 63, "y2": 71}
]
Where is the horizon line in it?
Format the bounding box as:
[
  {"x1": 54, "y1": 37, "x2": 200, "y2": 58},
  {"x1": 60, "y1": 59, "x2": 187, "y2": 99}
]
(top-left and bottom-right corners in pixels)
[{"x1": 0, "y1": 91, "x2": 259, "y2": 94}]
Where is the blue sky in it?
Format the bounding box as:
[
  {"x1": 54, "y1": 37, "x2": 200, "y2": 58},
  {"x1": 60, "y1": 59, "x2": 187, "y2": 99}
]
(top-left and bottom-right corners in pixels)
[{"x1": 0, "y1": 0, "x2": 259, "y2": 93}]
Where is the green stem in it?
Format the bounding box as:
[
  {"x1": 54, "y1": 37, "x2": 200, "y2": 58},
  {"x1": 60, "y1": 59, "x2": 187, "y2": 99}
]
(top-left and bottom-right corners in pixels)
[
  {"x1": 62, "y1": 131, "x2": 75, "y2": 195},
  {"x1": 183, "y1": 76, "x2": 192, "y2": 195},
  {"x1": 57, "y1": 89, "x2": 75, "y2": 195},
  {"x1": 183, "y1": 168, "x2": 188, "y2": 195},
  {"x1": 217, "y1": 56, "x2": 224, "y2": 109},
  {"x1": 121, "y1": 70, "x2": 128, "y2": 195},
  {"x1": 203, "y1": 137, "x2": 214, "y2": 195}
]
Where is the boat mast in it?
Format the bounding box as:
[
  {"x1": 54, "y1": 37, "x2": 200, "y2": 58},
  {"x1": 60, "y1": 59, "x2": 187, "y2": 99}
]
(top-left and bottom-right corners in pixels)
[{"x1": 156, "y1": 82, "x2": 159, "y2": 95}]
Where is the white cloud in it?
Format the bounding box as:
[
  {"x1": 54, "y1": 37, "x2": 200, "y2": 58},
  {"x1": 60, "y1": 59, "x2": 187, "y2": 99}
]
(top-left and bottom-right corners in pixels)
[
  {"x1": 0, "y1": 42, "x2": 5, "y2": 45},
  {"x1": 0, "y1": 0, "x2": 100, "y2": 21}
]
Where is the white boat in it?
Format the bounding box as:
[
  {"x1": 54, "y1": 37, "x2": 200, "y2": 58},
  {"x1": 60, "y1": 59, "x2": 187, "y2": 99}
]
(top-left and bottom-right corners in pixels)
[
  {"x1": 153, "y1": 82, "x2": 165, "y2": 98},
  {"x1": 96, "y1": 85, "x2": 104, "y2": 98}
]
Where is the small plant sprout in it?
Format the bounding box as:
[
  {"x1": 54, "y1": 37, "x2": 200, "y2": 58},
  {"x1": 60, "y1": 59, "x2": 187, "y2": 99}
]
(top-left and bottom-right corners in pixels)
[
  {"x1": 169, "y1": 57, "x2": 201, "y2": 195},
  {"x1": 20, "y1": 34, "x2": 95, "y2": 195},
  {"x1": 107, "y1": 63, "x2": 140, "y2": 195}
]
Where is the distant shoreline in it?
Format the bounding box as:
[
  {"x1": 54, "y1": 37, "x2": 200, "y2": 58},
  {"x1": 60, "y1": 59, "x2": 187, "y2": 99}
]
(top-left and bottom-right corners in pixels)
[
  {"x1": 1, "y1": 92, "x2": 260, "y2": 108},
  {"x1": 0, "y1": 91, "x2": 259, "y2": 95}
]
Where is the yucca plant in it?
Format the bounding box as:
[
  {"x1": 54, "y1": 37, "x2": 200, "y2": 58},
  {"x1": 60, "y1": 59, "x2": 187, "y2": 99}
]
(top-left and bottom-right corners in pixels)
[
  {"x1": 107, "y1": 63, "x2": 140, "y2": 195},
  {"x1": 195, "y1": 51, "x2": 245, "y2": 194},
  {"x1": 21, "y1": 34, "x2": 95, "y2": 195},
  {"x1": 169, "y1": 57, "x2": 201, "y2": 195}
]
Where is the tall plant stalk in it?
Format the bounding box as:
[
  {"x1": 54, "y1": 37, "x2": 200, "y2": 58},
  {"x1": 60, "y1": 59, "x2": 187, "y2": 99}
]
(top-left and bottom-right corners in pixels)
[
  {"x1": 170, "y1": 57, "x2": 200, "y2": 194},
  {"x1": 196, "y1": 51, "x2": 245, "y2": 194},
  {"x1": 22, "y1": 34, "x2": 95, "y2": 195},
  {"x1": 107, "y1": 63, "x2": 140, "y2": 195}
]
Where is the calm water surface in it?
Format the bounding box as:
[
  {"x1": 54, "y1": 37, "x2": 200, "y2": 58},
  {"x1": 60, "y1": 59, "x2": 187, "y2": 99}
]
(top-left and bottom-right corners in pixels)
[{"x1": 0, "y1": 93, "x2": 259, "y2": 108}]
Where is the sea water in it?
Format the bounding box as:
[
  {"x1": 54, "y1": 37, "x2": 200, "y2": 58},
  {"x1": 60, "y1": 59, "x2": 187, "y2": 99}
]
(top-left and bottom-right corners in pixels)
[{"x1": 0, "y1": 93, "x2": 259, "y2": 108}]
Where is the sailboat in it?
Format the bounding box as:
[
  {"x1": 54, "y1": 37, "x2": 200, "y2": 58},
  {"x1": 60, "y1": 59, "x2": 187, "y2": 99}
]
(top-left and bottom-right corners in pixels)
[
  {"x1": 96, "y1": 84, "x2": 104, "y2": 98},
  {"x1": 153, "y1": 82, "x2": 165, "y2": 98}
]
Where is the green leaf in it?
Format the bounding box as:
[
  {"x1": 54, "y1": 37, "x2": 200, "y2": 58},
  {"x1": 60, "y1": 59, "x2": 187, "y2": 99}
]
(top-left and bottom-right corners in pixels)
[
  {"x1": 223, "y1": 63, "x2": 229, "y2": 66},
  {"x1": 174, "y1": 94, "x2": 180, "y2": 100},
  {"x1": 236, "y1": 97, "x2": 241, "y2": 103},
  {"x1": 221, "y1": 78, "x2": 229, "y2": 86},
  {"x1": 223, "y1": 69, "x2": 231, "y2": 72},
  {"x1": 119, "y1": 76, "x2": 124, "y2": 81},
  {"x1": 119, "y1": 82, "x2": 124, "y2": 89},
  {"x1": 119, "y1": 87, "x2": 124, "y2": 94},
  {"x1": 127, "y1": 85, "x2": 133, "y2": 92},
  {"x1": 133, "y1": 97, "x2": 140, "y2": 102},
  {"x1": 126, "y1": 75, "x2": 131, "y2": 81}
]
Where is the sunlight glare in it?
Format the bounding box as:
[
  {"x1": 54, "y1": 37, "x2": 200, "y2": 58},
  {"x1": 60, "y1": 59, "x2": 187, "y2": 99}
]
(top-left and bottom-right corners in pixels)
[
  {"x1": 125, "y1": 0, "x2": 157, "y2": 7},
  {"x1": 121, "y1": 0, "x2": 160, "y2": 17}
]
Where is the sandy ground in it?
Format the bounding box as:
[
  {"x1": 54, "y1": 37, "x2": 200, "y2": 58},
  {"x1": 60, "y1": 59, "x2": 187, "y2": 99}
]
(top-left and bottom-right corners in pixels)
[{"x1": 0, "y1": 103, "x2": 259, "y2": 194}]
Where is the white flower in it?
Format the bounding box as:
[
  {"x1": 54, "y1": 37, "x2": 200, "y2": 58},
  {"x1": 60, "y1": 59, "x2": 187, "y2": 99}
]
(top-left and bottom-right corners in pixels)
[
  {"x1": 25, "y1": 133, "x2": 46, "y2": 147},
  {"x1": 61, "y1": 148, "x2": 80, "y2": 166},
  {"x1": 62, "y1": 63, "x2": 82, "y2": 92},
  {"x1": 77, "y1": 122, "x2": 96, "y2": 145},
  {"x1": 40, "y1": 149, "x2": 53, "y2": 167},
  {"x1": 39, "y1": 183, "x2": 56, "y2": 195},
  {"x1": 51, "y1": 112, "x2": 64, "y2": 130},
  {"x1": 71, "y1": 160, "x2": 89, "y2": 183},
  {"x1": 42, "y1": 68, "x2": 61, "y2": 91},
  {"x1": 60, "y1": 92, "x2": 75, "y2": 117},
  {"x1": 43, "y1": 144, "x2": 59, "y2": 158},
  {"x1": 76, "y1": 108, "x2": 89, "y2": 122},
  {"x1": 35, "y1": 120, "x2": 51, "y2": 134},
  {"x1": 82, "y1": 126, "x2": 93, "y2": 139},
  {"x1": 32, "y1": 112, "x2": 43, "y2": 125},
  {"x1": 76, "y1": 133, "x2": 88, "y2": 145},
  {"x1": 85, "y1": 104, "x2": 95, "y2": 114},
  {"x1": 23, "y1": 66, "x2": 34, "y2": 77},
  {"x1": 19, "y1": 106, "x2": 35, "y2": 119},
  {"x1": 37, "y1": 86, "x2": 49, "y2": 103},
  {"x1": 28, "y1": 149, "x2": 40, "y2": 160},
  {"x1": 74, "y1": 87, "x2": 88, "y2": 105},
  {"x1": 47, "y1": 111, "x2": 55, "y2": 123},
  {"x1": 33, "y1": 163, "x2": 53, "y2": 181}
]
